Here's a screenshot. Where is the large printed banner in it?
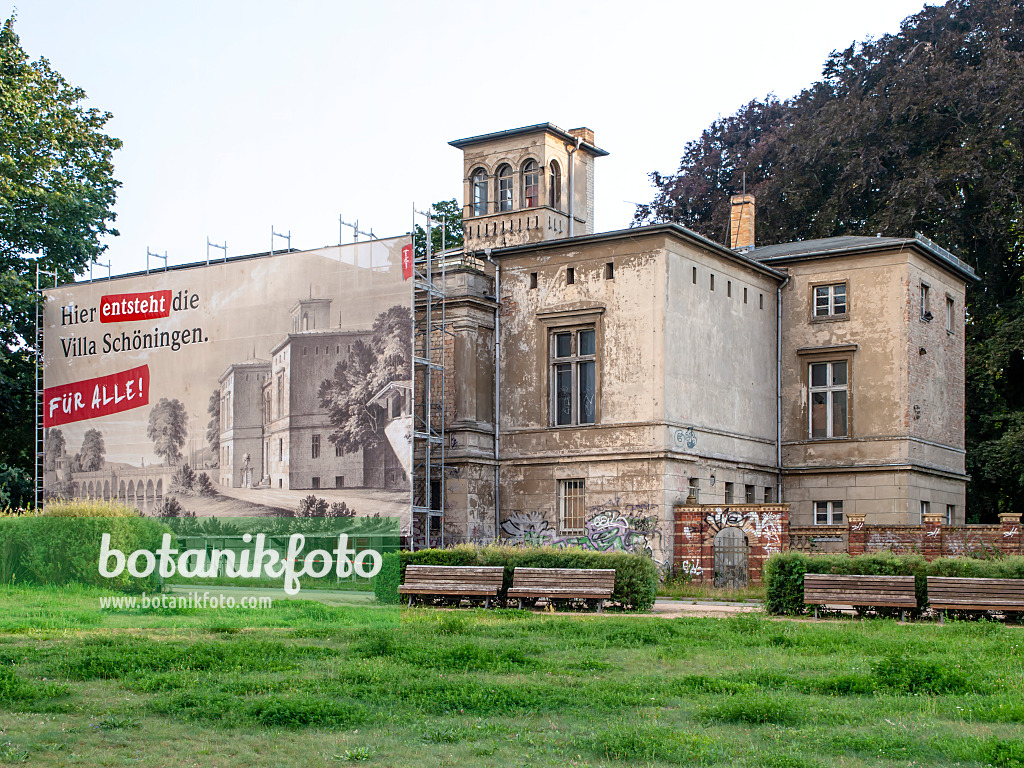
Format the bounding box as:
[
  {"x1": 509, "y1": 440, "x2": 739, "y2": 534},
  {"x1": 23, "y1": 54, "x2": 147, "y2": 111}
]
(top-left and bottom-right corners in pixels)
[{"x1": 42, "y1": 239, "x2": 412, "y2": 527}]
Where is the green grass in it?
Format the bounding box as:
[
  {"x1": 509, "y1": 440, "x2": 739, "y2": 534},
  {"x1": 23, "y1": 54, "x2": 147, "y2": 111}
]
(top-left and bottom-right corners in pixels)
[
  {"x1": 0, "y1": 584, "x2": 1022, "y2": 766},
  {"x1": 658, "y1": 578, "x2": 766, "y2": 602}
]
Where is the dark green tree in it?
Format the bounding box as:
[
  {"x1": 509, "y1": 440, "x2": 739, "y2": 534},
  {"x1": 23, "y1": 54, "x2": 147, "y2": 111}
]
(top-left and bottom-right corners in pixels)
[
  {"x1": 0, "y1": 16, "x2": 121, "y2": 474},
  {"x1": 206, "y1": 389, "x2": 220, "y2": 466},
  {"x1": 636, "y1": 0, "x2": 1024, "y2": 520},
  {"x1": 413, "y1": 199, "x2": 463, "y2": 258}
]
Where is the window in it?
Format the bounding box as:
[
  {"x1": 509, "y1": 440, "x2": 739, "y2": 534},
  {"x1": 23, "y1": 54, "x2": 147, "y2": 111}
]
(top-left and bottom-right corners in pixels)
[
  {"x1": 759, "y1": 293, "x2": 764, "y2": 309},
  {"x1": 744, "y1": 287, "x2": 748, "y2": 304},
  {"x1": 605, "y1": 262, "x2": 614, "y2": 280},
  {"x1": 336, "y1": 476, "x2": 345, "y2": 489},
  {"x1": 946, "y1": 296, "x2": 955, "y2": 333},
  {"x1": 335, "y1": 442, "x2": 343, "y2": 457},
  {"x1": 551, "y1": 327, "x2": 597, "y2": 426},
  {"x1": 809, "y1": 361, "x2": 848, "y2": 438},
  {"x1": 687, "y1": 478, "x2": 700, "y2": 502},
  {"x1": 311, "y1": 434, "x2": 320, "y2": 459},
  {"x1": 921, "y1": 500, "x2": 930, "y2": 519},
  {"x1": 472, "y1": 168, "x2": 488, "y2": 216},
  {"x1": 692, "y1": 266, "x2": 697, "y2": 284},
  {"x1": 946, "y1": 504, "x2": 954, "y2": 524},
  {"x1": 566, "y1": 267, "x2": 575, "y2": 285},
  {"x1": 724, "y1": 482, "x2": 735, "y2": 503},
  {"x1": 548, "y1": 160, "x2": 561, "y2": 209},
  {"x1": 530, "y1": 272, "x2": 538, "y2": 289},
  {"x1": 814, "y1": 283, "x2": 847, "y2": 317},
  {"x1": 921, "y1": 282, "x2": 932, "y2": 320},
  {"x1": 311, "y1": 477, "x2": 320, "y2": 489},
  {"x1": 497, "y1": 165, "x2": 513, "y2": 212},
  {"x1": 764, "y1": 486, "x2": 774, "y2": 503},
  {"x1": 523, "y1": 160, "x2": 539, "y2": 208},
  {"x1": 278, "y1": 438, "x2": 283, "y2": 461},
  {"x1": 559, "y1": 479, "x2": 585, "y2": 534},
  {"x1": 815, "y1": 501, "x2": 844, "y2": 525},
  {"x1": 745, "y1": 485, "x2": 755, "y2": 504},
  {"x1": 710, "y1": 274, "x2": 715, "y2": 291},
  {"x1": 727, "y1": 280, "x2": 732, "y2": 298}
]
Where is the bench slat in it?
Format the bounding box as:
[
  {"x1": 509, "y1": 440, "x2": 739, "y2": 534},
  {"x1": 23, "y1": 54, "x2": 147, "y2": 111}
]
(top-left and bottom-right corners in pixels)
[{"x1": 804, "y1": 574, "x2": 916, "y2": 608}]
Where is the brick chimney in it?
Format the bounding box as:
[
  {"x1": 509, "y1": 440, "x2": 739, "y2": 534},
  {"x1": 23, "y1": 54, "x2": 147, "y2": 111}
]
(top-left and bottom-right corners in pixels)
[
  {"x1": 569, "y1": 127, "x2": 595, "y2": 145},
  {"x1": 729, "y1": 193, "x2": 755, "y2": 251}
]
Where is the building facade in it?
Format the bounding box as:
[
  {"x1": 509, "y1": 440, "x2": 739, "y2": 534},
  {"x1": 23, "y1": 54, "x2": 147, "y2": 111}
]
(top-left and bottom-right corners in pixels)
[{"x1": 425, "y1": 123, "x2": 977, "y2": 565}]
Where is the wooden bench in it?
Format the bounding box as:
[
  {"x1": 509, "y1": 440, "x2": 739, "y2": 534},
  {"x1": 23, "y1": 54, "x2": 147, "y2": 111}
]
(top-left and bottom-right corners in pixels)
[
  {"x1": 398, "y1": 565, "x2": 505, "y2": 608},
  {"x1": 507, "y1": 567, "x2": 616, "y2": 612},
  {"x1": 804, "y1": 574, "x2": 917, "y2": 620},
  {"x1": 927, "y1": 576, "x2": 1024, "y2": 622}
]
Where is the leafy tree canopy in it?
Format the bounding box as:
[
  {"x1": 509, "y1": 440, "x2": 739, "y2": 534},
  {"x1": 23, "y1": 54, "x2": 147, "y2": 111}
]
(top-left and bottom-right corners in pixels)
[
  {"x1": 147, "y1": 398, "x2": 188, "y2": 467},
  {"x1": 635, "y1": 0, "x2": 1024, "y2": 520},
  {"x1": 0, "y1": 16, "x2": 121, "y2": 471},
  {"x1": 413, "y1": 199, "x2": 463, "y2": 258}
]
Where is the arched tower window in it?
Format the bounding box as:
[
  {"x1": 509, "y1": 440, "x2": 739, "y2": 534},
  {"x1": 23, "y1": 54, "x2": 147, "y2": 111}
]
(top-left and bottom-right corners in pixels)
[
  {"x1": 472, "y1": 169, "x2": 488, "y2": 216},
  {"x1": 523, "y1": 160, "x2": 539, "y2": 208},
  {"x1": 497, "y1": 164, "x2": 513, "y2": 212},
  {"x1": 548, "y1": 160, "x2": 561, "y2": 210}
]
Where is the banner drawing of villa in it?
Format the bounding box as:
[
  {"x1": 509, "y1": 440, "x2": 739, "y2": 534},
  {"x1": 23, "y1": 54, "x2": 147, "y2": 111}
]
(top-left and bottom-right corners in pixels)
[{"x1": 217, "y1": 296, "x2": 410, "y2": 492}]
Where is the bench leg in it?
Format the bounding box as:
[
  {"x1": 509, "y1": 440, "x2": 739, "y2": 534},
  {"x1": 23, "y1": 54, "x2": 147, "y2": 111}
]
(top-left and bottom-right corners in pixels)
[
  {"x1": 596, "y1": 600, "x2": 603, "y2": 613},
  {"x1": 518, "y1": 598, "x2": 523, "y2": 610},
  {"x1": 940, "y1": 610, "x2": 945, "y2": 625},
  {"x1": 814, "y1": 606, "x2": 818, "y2": 620},
  {"x1": 407, "y1": 595, "x2": 413, "y2": 608},
  {"x1": 484, "y1": 596, "x2": 490, "y2": 610},
  {"x1": 901, "y1": 609, "x2": 907, "y2": 623}
]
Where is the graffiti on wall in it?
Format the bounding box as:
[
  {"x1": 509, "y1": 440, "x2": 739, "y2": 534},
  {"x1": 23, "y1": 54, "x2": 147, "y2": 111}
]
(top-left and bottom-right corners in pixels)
[
  {"x1": 866, "y1": 529, "x2": 920, "y2": 554},
  {"x1": 500, "y1": 508, "x2": 665, "y2": 565},
  {"x1": 704, "y1": 506, "x2": 784, "y2": 555}
]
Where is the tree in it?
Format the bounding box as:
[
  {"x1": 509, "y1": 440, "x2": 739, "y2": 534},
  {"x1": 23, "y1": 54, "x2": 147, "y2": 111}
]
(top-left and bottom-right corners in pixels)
[
  {"x1": 43, "y1": 427, "x2": 65, "y2": 472},
  {"x1": 635, "y1": 0, "x2": 1024, "y2": 520},
  {"x1": 206, "y1": 389, "x2": 220, "y2": 466},
  {"x1": 413, "y1": 199, "x2": 463, "y2": 258},
  {"x1": 319, "y1": 305, "x2": 412, "y2": 455},
  {"x1": 76, "y1": 429, "x2": 105, "y2": 472},
  {"x1": 0, "y1": 16, "x2": 122, "y2": 475},
  {"x1": 147, "y1": 398, "x2": 188, "y2": 466}
]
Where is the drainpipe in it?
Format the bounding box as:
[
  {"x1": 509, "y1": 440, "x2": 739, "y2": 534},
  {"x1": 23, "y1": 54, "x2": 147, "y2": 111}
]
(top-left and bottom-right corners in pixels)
[
  {"x1": 565, "y1": 136, "x2": 582, "y2": 236},
  {"x1": 482, "y1": 249, "x2": 501, "y2": 541},
  {"x1": 776, "y1": 274, "x2": 790, "y2": 503}
]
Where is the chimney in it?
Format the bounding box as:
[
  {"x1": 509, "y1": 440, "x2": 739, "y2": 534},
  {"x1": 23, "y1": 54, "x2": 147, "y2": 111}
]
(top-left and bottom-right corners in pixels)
[
  {"x1": 729, "y1": 193, "x2": 755, "y2": 251},
  {"x1": 569, "y1": 127, "x2": 595, "y2": 146}
]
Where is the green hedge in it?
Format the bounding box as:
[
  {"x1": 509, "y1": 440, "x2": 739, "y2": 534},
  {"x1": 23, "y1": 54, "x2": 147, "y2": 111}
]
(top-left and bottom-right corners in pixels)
[
  {"x1": 374, "y1": 545, "x2": 658, "y2": 611},
  {"x1": 765, "y1": 552, "x2": 1024, "y2": 615},
  {"x1": 0, "y1": 510, "x2": 170, "y2": 592}
]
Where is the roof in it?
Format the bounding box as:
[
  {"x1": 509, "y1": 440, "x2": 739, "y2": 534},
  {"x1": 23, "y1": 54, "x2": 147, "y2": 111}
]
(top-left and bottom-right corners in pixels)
[
  {"x1": 449, "y1": 123, "x2": 610, "y2": 157},
  {"x1": 486, "y1": 222, "x2": 789, "y2": 281},
  {"x1": 218, "y1": 358, "x2": 271, "y2": 383},
  {"x1": 751, "y1": 235, "x2": 978, "y2": 282}
]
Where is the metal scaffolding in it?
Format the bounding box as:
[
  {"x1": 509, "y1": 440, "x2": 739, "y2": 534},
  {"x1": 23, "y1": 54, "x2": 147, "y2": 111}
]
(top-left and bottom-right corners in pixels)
[
  {"x1": 34, "y1": 265, "x2": 57, "y2": 510},
  {"x1": 410, "y1": 206, "x2": 450, "y2": 549}
]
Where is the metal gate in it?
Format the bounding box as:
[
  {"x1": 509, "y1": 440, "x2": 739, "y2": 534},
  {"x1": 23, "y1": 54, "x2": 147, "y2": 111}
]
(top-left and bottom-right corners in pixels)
[{"x1": 713, "y1": 527, "x2": 749, "y2": 588}]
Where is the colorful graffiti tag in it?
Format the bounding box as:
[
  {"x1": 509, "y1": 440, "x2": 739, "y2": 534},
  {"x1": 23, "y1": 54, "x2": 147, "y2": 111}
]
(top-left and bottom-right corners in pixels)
[{"x1": 500, "y1": 509, "x2": 665, "y2": 565}]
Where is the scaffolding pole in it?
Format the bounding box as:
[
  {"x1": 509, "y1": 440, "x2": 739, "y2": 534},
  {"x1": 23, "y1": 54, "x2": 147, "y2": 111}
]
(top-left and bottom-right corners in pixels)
[
  {"x1": 411, "y1": 205, "x2": 449, "y2": 549},
  {"x1": 34, "y1": 264, "x2": 57, "y2": 510}
]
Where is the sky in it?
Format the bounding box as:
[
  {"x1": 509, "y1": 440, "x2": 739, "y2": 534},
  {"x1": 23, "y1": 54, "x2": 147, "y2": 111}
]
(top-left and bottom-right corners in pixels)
[{"x1": 7, "y1": 0, "x2": 940, "y2": 278}]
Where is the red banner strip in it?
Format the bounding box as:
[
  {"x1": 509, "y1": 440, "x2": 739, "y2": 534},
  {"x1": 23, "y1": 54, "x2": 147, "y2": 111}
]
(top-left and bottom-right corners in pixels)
[
  {"x1": 44, "y1": 365, "x2": 150, "y2": 427},
  {"x1": 100, "y1": 291, "x2": 172, "y2": 323}
]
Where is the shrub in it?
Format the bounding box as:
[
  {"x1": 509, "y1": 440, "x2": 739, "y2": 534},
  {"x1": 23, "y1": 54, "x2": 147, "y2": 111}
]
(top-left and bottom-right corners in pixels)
[
  {"x1": 765, "y1": 552, "x2": 1024, "y2": 615},
  {"x1": 374, "y1": 544, "x2": 658, "y2": 611},
  {"x1": 196, "y1": 473, "x2": 217, "y2": 496}
]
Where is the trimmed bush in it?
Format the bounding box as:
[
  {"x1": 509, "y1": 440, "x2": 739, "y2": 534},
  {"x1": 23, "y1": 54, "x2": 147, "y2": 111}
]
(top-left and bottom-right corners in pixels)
[
  {"x1": 0, "y1": 502, "x2": 170, "y2": 591},
  {"x1": 765, "y1": 552, "x2": 1024, "y2": 615},
  {"x1": 374, "y1": 545, "x2": 657, "y2": 611}
]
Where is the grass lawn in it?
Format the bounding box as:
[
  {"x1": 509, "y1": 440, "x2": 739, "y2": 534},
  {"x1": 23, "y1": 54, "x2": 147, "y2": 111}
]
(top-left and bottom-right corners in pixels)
[{"x1": 1, "y1": 584, "x2": 1023, "y2": 767}]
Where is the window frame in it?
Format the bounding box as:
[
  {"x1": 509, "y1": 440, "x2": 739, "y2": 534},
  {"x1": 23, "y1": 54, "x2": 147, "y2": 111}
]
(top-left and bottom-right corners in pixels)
[
  {"x1": 811, "y1": 281, "x2": 848, "y2": 321},
  {"x1": 920, "y1": 282, "x2": 932, "y2": 321},
  {"x1": 814, "y1": 500, "x2": 844, "y2": 525},
  {"x1": 549, "y1": 325, "x2": 598, "y2": 427},
  {"x1": 558, "y1": 478, "x2": 585, "y2": 535},
  {"x1": 548, "y1": 160, "x2": 561, "y2": 210},
  {"x1": 808, "y1": 360, "x2": 850, "y2": 439},
  {"x1": 497, "y1": 164, "x2": 513, "y2": 213},
  {"x1": 471, "y1": 168, "x2": 489, "y2": 217},
  {"x1": 946, "y1": 295, "x2": 955, "y2": 333},
  {"x1": 522, "y1": 159, "x2": 539, "y2": 208}
]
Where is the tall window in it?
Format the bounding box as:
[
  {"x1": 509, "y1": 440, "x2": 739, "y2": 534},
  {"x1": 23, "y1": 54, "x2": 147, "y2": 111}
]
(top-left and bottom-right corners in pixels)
[
  {"x1": 523, "y1": 160, "x2": 539, "y2": 208},
  {"x1": 559, "y1": 479, "x2": 585, "y2": 534},
  {"x1": 497, "y1": 164, "x2": 513, "y2": 212},
  {"x1": 814, "y1": 283, "x2": 847, "y2": 317},
  {"x1": 814, "y1": 500, "x2": 843, "y2": 524},
  {"x1": 946, "y1": 296, "x2": 955, "y2": 332},
  {"x1": 472, "y1": 168, "x2": 488, "y2": 216},
  {"x1": 809, "y1": 361, "x2": 848, "y2": 438},
  {"x1": 745, "y1": 485, "x2": 755, "y2": 504},
  {"x1": 548, "y1": 160, "x2": 561, "y2": 209},
  {"x1": 921, "y1": 282, "x2": 931, "y2": 320},
  {"x1": 724, "y1": 482, "x2": 735, "y2": 503},
  {"x1": 551, "y1": 328, "x2": 597, "y2": 426},
  {"x1": 311, "y1": 434, "x2": 320, "y2": 459}
]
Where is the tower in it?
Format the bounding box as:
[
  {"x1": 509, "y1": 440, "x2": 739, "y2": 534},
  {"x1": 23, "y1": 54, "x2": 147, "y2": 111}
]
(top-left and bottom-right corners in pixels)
[{"x1": 449, "y1": 123, "x2": 609, "y2": 251}]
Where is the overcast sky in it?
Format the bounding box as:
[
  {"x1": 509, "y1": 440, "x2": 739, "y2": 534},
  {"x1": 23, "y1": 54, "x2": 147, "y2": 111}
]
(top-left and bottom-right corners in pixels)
[{"x1": 8, "y1": 0, "x2": 938, "y2": 277}]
